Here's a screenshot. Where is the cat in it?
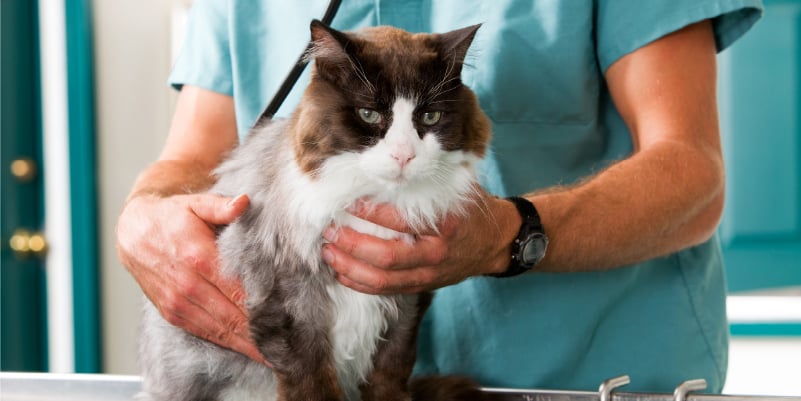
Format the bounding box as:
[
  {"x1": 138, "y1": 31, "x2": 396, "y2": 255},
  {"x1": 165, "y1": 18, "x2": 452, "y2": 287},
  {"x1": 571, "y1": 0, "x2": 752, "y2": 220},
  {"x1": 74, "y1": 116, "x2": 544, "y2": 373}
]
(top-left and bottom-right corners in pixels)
[{"x1": 139, "y1": 19, "x2": 491, "y2": 401}]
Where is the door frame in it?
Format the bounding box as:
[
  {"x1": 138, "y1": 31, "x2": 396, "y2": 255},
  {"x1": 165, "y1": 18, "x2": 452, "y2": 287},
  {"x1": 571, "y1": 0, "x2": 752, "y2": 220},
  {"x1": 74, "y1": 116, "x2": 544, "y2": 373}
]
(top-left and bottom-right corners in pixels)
[
  {"x1": 39, "y1": 0, "x2": 100, "y2": 372},
  {"x1": 65, "y1": 0, "x2": 101, "y2": 373}
]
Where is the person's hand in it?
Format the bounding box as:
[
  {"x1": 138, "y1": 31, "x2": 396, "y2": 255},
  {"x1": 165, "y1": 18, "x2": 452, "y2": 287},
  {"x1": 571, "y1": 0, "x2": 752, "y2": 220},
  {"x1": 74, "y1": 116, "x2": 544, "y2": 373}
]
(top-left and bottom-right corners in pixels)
[
  {"x1": 116, "y1": 192, "x2": 267, "y2": 364},
  {"x1": 321, "y1": 190, "x2": 521, "y2": 295}
]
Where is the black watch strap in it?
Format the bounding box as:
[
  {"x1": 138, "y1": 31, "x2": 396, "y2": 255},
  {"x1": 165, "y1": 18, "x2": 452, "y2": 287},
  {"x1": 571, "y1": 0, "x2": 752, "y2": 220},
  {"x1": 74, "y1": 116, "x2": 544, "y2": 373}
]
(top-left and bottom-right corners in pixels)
[{"x1": 489, "y1": 196, "x2": 547, "y2": 278}]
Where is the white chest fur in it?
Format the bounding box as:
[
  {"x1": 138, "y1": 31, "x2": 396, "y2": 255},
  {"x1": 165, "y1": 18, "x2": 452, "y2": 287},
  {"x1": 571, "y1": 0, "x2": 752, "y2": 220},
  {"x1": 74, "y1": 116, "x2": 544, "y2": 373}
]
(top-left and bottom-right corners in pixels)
[
  {"x1": 326, "y1": 214, "x2": 404, "y2": 399},
  {"x1": 326, "y1": 283, "x2": 398, "y2": 399}
]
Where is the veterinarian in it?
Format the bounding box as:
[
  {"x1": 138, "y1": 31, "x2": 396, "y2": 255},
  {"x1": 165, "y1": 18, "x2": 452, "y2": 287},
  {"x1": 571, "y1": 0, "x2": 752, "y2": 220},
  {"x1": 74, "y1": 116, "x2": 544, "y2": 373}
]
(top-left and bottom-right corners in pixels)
[{"x1": 117, "y1": 0, "x2": 763, "y2": 392}]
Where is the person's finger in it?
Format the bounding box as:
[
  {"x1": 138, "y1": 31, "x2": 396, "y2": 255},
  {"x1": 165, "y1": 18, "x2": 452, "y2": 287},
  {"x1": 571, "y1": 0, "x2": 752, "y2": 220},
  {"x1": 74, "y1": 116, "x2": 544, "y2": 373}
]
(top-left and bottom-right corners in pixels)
[
  {"x1": 163, "y1": 269, "x2": 266, "y2": 364},
  {"x1": 322, "y1": 243, "x2": 389, "y2": 294},
  {"x1": 214, "y1": 274, "x2": 248, "y2": 311},
  {"x1": 164, "y1": 301, "x2": 267, "y2": 365},
  {"x1": 187, "y1": 277, "x2": 251, "y2": 338},
  {"x1": 323, "y1": 225, "x2": 445, "y2": 270},
  {"x1": 347, "y1": 200, "x2": 415, "y2": 234},
  {"x1": 173, "y1": 276, "x2": 268, "y2": 365},
  {"x1": 322, "y1": 243, "x2": 436, "y2": 294},
  {"x1": 163, "y1": 217, "x2": 244, "y2": 307},
  {"x1": 189, "y1": 193, "x2": 250, "y2": 226},
  {"x1": 335, "y1": 272, "x2": 428, "y2": 295}
]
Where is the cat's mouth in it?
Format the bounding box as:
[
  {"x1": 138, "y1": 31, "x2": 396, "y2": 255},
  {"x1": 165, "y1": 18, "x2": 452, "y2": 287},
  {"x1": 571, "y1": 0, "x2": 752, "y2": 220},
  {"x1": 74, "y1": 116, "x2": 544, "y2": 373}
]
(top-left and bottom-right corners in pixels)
[
  {"x1": 394, "y1": 163, "x2": 426, "y2": 184},
  {"x1": 384, "y1": 173, "x2": 411, "y2": 186},
  {"x1": 374, "y1": 169, "x2": 415, "y2": 188},
  {"x1": 367, "y1": 159, "x2": 415, "y2": 186}
]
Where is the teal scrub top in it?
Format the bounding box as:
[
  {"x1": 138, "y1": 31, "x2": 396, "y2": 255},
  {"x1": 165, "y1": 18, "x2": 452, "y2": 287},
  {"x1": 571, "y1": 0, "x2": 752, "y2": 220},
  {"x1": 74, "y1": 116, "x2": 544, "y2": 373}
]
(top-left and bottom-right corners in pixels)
[{"x1": 169, "y1": 0, "x2": 762, "y2": 393}]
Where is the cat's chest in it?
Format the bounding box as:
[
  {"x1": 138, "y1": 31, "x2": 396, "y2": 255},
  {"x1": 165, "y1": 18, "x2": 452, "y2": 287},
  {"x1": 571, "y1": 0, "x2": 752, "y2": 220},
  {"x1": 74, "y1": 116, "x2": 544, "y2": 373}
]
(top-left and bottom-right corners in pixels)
[{"x1": 325, "y1": 283, "x2": 399, "y2": 396}]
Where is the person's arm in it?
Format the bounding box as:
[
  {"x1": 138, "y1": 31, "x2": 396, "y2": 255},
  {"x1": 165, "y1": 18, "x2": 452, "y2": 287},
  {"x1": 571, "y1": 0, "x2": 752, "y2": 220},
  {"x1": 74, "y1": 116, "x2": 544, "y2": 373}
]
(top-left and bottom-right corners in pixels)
[
  {"x1": 116, "y1": 85, "x2": 265, "y2": 363},
  {"x1": 322, "y1": 20, "x2": 723, "y2": 293},
  {"x1": 530, "y1": 20, "x2": 723, "y2": 271}
]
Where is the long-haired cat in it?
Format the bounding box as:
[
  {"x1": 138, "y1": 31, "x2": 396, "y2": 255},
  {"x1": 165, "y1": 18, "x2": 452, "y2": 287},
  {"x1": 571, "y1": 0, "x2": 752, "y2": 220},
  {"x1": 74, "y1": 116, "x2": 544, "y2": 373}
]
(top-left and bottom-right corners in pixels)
[{"x1": 139, "y1": 20, "x2": 491, "y2": 401}]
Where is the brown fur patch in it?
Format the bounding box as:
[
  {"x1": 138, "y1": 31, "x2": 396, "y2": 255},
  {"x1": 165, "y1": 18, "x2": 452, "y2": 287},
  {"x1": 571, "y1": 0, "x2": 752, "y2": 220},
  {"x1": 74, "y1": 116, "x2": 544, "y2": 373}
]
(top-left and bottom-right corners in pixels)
[
  {"x1": 250, "y1": 273, "x2": 344, "y2": 400},
  {"x1": 359, "y1": 293, "x2": 432, "y2": 401}
]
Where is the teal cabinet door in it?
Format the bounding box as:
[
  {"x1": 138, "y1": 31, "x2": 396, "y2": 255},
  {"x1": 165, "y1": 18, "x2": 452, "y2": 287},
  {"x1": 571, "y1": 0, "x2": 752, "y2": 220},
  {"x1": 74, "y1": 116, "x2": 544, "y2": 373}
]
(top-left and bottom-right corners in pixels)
[
  {"x1": 718, "y1": 0, "x2": 801, "y2": 292},
  {"x1": 1, "y1": 0, "x2": 48, "y2": 371}
]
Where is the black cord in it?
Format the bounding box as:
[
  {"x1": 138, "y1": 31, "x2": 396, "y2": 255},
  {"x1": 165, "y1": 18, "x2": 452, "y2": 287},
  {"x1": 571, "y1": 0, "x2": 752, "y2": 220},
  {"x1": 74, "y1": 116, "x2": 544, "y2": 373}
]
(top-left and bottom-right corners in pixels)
[{"x1": 258, "y1": 0, "x2": 343, "y2": 121}]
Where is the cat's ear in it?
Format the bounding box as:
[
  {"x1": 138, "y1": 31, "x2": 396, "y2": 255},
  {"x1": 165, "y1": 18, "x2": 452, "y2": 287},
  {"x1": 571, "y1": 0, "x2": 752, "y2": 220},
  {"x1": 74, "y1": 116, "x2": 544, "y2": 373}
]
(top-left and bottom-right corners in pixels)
[
  {"x1": 308, "y1": 19, "x2": 355, "y2": 77},
  {"x1": 438, "y1": 24, "x2": 481, "y2": 72}
]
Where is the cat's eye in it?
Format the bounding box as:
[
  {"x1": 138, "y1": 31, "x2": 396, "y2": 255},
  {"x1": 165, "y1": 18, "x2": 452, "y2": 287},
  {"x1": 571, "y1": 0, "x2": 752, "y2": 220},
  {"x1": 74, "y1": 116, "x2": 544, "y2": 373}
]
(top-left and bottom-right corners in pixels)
[
  {"x1": 357, "y1": 108, "x2": 382, "y2": 124},
  {"x1": 421, "y1": 111, "x2": 442, "y2": 126}
]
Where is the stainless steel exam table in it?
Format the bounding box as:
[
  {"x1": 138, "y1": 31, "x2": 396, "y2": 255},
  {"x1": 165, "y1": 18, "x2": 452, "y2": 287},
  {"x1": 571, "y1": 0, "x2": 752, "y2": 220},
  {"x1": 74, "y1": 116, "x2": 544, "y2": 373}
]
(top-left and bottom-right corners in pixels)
[{"x1": 1, "y1": 372, "x2": 799, "y2": 401}]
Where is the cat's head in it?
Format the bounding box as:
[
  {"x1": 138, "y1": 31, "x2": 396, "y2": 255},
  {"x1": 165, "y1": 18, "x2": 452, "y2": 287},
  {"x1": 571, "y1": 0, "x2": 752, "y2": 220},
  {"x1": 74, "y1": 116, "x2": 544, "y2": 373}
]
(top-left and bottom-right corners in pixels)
[{"x1": 290, "y1": 20, "x2": 490, "y2": 193}]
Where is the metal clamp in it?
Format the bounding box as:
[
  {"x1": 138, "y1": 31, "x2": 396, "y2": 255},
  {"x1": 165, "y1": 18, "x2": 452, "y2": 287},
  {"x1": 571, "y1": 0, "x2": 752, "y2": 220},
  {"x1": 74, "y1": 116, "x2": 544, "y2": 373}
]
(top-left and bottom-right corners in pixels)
[
  {"x1": 674, "y1": 378, "x2": 708, "y2": 401},
  {"x1": 599, "y1": 375, "x2": 631, "y2": 401}
]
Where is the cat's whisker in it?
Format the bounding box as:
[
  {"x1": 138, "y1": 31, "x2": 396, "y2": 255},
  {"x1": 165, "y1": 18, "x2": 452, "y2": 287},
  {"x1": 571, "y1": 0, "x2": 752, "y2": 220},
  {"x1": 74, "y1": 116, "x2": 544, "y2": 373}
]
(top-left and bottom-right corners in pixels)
[
  {"x1": 432, "y1": 74, "x2": 458, "y2": 91},
  {"x1": 425, "y1": 99, "x2": 461, "y2": 105},
  {"x1": 465, "y1": 185, "x2": 502, "y2": 237},
  {"x1": 346, "y1": 57, "x2": 376, "y2": 94},
  {"x1": 427, "y1": 59, "x2": 459, "y2": 98},
  {"x1": 425, "y1": 88, "x2": 460, "y2": 106},
  {"x1": 439, "y1": 58, "x2": 458, "y2": 88},
  {"x1": 429, "y1": 82, "x2": 461, "y2": 99}
]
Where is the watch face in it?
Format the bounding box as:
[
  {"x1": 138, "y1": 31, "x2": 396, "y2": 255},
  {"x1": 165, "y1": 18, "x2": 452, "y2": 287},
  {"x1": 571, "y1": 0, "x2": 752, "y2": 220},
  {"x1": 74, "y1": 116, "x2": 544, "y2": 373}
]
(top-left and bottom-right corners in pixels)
[{"x1": 520, "y1": 233, "x2": 548, "y2": 265}]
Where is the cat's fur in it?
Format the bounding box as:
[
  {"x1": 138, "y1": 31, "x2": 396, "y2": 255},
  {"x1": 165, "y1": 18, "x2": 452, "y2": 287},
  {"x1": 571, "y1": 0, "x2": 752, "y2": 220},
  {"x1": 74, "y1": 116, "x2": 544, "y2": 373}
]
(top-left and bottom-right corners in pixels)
[{"x1": 139, "y1": 20, "x2": 491, "y2": 401}]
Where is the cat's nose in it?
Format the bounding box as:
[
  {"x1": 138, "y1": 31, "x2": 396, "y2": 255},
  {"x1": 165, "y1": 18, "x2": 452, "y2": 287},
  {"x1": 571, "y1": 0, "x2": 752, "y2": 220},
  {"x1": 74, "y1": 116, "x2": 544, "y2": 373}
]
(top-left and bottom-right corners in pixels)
[{"x1": 391, "y1": 150, "x2": 415, "y2": 168}]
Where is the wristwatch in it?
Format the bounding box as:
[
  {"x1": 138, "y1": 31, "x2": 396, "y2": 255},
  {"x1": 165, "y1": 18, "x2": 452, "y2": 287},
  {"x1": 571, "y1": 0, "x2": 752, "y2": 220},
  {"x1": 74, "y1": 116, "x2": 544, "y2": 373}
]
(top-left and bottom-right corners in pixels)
[{"x1": 489, "y1": 196, "x2": 549, "y2": 278}]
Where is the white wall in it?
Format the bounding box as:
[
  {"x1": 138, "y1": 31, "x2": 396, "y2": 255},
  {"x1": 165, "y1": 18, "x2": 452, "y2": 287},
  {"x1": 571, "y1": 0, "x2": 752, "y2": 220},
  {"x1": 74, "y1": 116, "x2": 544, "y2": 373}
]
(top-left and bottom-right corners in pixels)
[
  {"x1": 93, "y1": 0, "x2": 182, "y2": 374},
  {"x1": 725, "y1": 337, "x2": 801, "y2": 396},
  {"x1": 724, "y1": 291, "x2": 801, "y2": 396}
]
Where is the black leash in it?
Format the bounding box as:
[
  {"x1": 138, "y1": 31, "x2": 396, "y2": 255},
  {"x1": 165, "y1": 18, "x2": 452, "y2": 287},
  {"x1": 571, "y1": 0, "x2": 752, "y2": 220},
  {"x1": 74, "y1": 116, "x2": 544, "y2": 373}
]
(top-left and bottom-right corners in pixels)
[{"x1": 258, "y1": 0, "x2": 343, "y2": 121}]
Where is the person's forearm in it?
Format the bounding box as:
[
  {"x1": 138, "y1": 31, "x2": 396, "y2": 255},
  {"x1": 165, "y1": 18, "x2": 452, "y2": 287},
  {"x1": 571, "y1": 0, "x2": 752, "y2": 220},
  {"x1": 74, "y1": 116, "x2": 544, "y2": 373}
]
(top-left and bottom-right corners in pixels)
[
  {"x1": 528, "y1": 140, "x2": 724, "y2": 272},
  {"x1": 127, "y1": 159, "x2": 218, "y2": 202}
]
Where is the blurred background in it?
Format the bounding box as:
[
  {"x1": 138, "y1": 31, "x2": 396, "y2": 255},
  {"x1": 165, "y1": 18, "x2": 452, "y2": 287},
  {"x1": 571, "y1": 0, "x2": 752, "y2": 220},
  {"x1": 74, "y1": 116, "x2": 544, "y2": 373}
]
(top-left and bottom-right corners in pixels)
[{"x1": 1, "y1": 0, "x2": 800, "y2": 396}]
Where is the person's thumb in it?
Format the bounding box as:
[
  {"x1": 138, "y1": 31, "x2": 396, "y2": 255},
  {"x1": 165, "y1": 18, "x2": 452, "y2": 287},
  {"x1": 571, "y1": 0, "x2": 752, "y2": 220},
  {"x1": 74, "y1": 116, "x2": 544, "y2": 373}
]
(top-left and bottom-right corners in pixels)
[{"x1": 190, "y1": 193, "x2": 250, "y2": 226}]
